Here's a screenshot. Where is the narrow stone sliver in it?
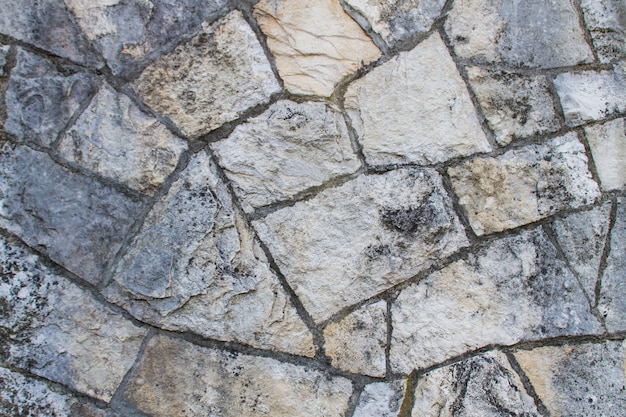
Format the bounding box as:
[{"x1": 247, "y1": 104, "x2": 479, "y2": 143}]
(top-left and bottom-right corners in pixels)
[{"x1": 0, "y1": 0, "x2": 625, "y2": 416}]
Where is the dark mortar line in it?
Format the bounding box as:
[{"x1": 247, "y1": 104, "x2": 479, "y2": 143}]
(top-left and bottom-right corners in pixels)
[
  {"x1": 332, "y1": 77, "x2": 370, "y2": 168},
  {"x1": 572, "y1": 0, "x2": 600, "y2": 63},
  {"x1": 576, "y1": 128, "x2": 604, "y2": 193},
  {"x1": 396, "y1": 373, "x2": 416, "y2": 417},
  {"x1": 58, "y1": 0, "x2": 110, "y2": 69},
  {"x1": 546, "y1": 74, "x2": 568, "y2": 126},
  {"x1": 344, "y1": 381, "x2": 366, "y2": 417},
  {"x1": 338, "y1": 0, "x2": 390, "y2": 54},
  {"x1": 504, "y1": 352, "x2": 551, "y2": 417},
  {"x1": 439, "y1": 168, "x2": 480, "y2": 244},
  {"x1": 594, "y1": 194, "x2": 618, "y2": 311},
  {"x1": 385, "y1": 296, "x2": 393, "y2": 380},
  {"x1": 452, "y1": 59, "x2": 614, "y2": 77}
]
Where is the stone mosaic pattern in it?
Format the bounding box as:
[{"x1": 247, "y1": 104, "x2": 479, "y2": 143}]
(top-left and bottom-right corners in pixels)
[{"x1": 0, "y1": 1, "x2": 624, "y2": 416}]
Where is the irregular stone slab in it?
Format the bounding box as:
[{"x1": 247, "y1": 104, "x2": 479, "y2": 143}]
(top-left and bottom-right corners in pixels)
[
  {"x1": 390, "y1": 228, "x2": 602, "y2": 373},
  {"x1": 105, "y1": 151, "x2": 314, "y2": 357},
  {"x1": 412, "y1": 351, "x2": 540, "y2": 416},
  {"x1": 254, "y1": 0, "x2": 381, "y2": 97},
  {"x1": 254, "y1": 168, "x2": 468, "y2": 323},
  {"x1": 599, "y1": 196, "x2": 626, "y2": 332},
  {"x1": 448, "y1": 133, "x2": 601, "y2": 236},
  {"x1": 445, "y1": 0, "x2": 593, "y2": 68},
  {"x1": 323, "y1": 300, "x2": 387, "y2": 377},
  {"x1": 65, "y1": 0, "x2": 229, "y2": 76},
  {"x1": 0, "y1": 236, "x2": 148, "y2": 401},
  {"x1": 514, "y1": 341, "x2": 626, "y2": 417},
  {"x1": 211, "y1": 100, "x2": 360, "y2": 213},
  {"x1": 133, "y1": 11, "x2": 280, "y2": 137},
  {"x1": 585, "y1": 118, "x2": 626, "y2": 191},
  {"x1": 344, "y1": 34, "x2": 490, "y2": 166},
  {"x1": 552, "y1": 202, "x2": 612, "y2": 300},
  {"x1": 581, "y1": 0, "x2": 626, "y2": 63},
  {"x1": 353, "y1": 380, "x2": 406, "y2": 417},
  {"x1": 4, "y1": 47, "x2": 99, "y2": 147},
  {"x1": 555, "y1": 69, "x2": 626, "y2": 126},
  {"x1": 344, "y1": 0, "x2": 446, "y2": 47},
  {"x1": 125, "y1": 335, "x2": 353, "y2": 417},
  {"x1": 58, "y1": 82, "x2": 187, "y2": 194},
  {"x1": 0, "y1": 144, "x2": 143, "y2": 285},
  {"x1": 467, "y1": 67, "x2": 560, "y2": 146}
]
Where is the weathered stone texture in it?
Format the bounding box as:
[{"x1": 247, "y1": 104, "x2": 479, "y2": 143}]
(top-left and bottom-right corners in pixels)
[
  {"x1": 211, "y1": 100, "x2": 360, "y2": 213},
  {"x1": 133, "y1": 11, "x2": 280, "y2": 137},
  {"x1": 449, "y1": 133, "x2": 601, "y2": 235},
  {"x1": 585, "y1": 118, "x2": 626, "y2": 191},
  {"x1": 391, "y1": 228, "x2": 601, "y2": 373},
  {"x1": 515, "y1": 341, "x2": 626, "y2": 417},
  {"x1": 0, "y1": 144, "x2": 143, "y2": 285},
  {"x1": 125, "y1": 335, "x2": 353, "y2": 417},
  {"x1": 353, "y1": 380, "x2": 406, "y2": 417},
  {"x1": 581, "y1": 0, "x2": 626, "y2": 63},
  {"x1": 254, "y1": 168, "x2": 468, "y2": 323},
  {"x1": 58, "y1": 83, "x2": 187, "y2": 194},
  {"x1": 254, "y1": 0, "x2": 381, "y2": 97},
  {"x1": 345, "y1": 34, "x2": 490, "y2": 166}
]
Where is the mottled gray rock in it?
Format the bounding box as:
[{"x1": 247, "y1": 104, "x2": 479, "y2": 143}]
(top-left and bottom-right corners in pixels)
[
  {"x1": 125, "y1": 335, "x2": 353, "y2": 417},
  {"x1": 555, "y1": 69, "x2": 626, "y2": 126},
  {"x1": 133, "y1": 11, "x2": 280, "y2": 138},
  {"x1": 58, "y1": 82, "x2": 187, "y2": 194},
  {"x1": 254, "y1": 0, "x2": 381, "y2": 97},
  {"x1": 515, "y1": 341, "x2": 626, "y2": 417},
  {"x1": 0, "y1": 144, "x2": 142, "y2": 285},
  {"x1": 353, "y1": 380, "x2": 407, "y2": 417},
  {"x1": 65, "y1": 0, "x2": 229, "y2": 76},
  {"x1": 581, "y1": 0, "x2": 626, "y2": 63},
  {"x1": 445, "y1": 0, "x2": 594, "y2": 67},
  {"x1": 448, "y1": 133, "x2": 601, "y2": 235},
  {"x1": 345, "y1": 34, "x2": 490, "y2": 166},
  {"x1": 4, "y1": 48, "x2": 99, "y2": 147},
  {"x1": 467, "y1": 67, "x2": 560, "y2": 146},
  {"x1": 412, "y1": 351, "x2": 540, "y2": 416},
  {"x1": 105, "y1": 151, "x2": 314, "y2": 356},
  {"x1": 323, "y1": 300, "x2": 387, "y2": 377},
  {"x1": 0, "y1": 236, "x2": 148, "y2": 401},
  {"x1": 552, "y1": 202, "x2": 612, "y2": 300},
  {"x1": 254, "y1": 168, "x2": 468, "y2": 323},
  {"x1": 0, "y1": 44, "x2": 10, "y2": 124},
  {"x1": 391, "y1": 228, "x2": 602, "y2": 373},
  {"x1": 585, "y1": 118, "x2": 626, "y2": 191},
  {"x1": 211, "y1": 100, "x2": 360, "y2": 213}
]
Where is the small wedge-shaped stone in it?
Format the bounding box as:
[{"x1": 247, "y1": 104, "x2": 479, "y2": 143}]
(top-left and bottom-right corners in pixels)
[
  {"x1": 58, "y1": 83, "x2": 187, "y2": 194},
  {"x1": 254, "y1": 168, "x2": 468, "y2": 323},
  {"x1": 125, "y1": 335, "x2": 353, "y2": 417},
  {"x1": 448, "y1": 133, "x2": 600, "y2": 236},
  {"x1": 0, "y1": 144, "x2": 143, "y2": 285},
  {"x1": 105, "y1": 151, "x2": 314, "y2": 357},
  {"x1": 581, "y1": 0, "x2": 626, "y2": 63},
  {"x1": 445, "y1": 0, "x2": 593, "y2": 68},
  {"x1": 0, "y1": 236, "x2": 148, "y2": 402},
  {"x1": 345, "y1": 34, "x2": 490, "y2": 166},
  {"x1": 133, "y1": 11, "x2": 280, "y2": 137},
  {"x1": 254, "y1": 0, "x2": 381, "y2": 97},
  {"x1": 211, "y1": 100, "x2": 360, "y2": 213},
  {"x1": 585, "y1": 118, "x2": 626, "y2": 191},
  {"x1": 514, "y1": 341, "x2": 626, "y2": 416},
  {"x1": 391, "y1": 228, "x2": 602, "y2": 373},
  {"x1": 412, "y1": 351, "x2": 540, "y2": 416},
  {"x1": 353, "y1": 380, "x2": 407, "y2": 417}
]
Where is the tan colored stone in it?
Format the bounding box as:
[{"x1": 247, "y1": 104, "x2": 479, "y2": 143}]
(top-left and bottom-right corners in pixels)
[{"x1": 585, "y1": 118, "x2": 626, "y2": 191}]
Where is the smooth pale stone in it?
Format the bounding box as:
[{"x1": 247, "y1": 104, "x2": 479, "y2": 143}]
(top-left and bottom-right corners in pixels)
[
  {"x1": 58, "y1": 83, "x2": 187, "y2": 194},
  {"x1": 445, "y1": 0, "x2": 594, "y2": 67},
  {"x1": 448, "y1": 133, "x2": 601, "y2": 236},
  {"x1": 254, "y1": 168, "x2": 468, "y2": 323},
  {"x1": 514, "y1": 341, "x2": 626, "y2": 417},
  {"x1": 344, "y1": 33, "x2": 490, "y2": 166},
  {"x1": 0, "y1": 236, "x2": 148, "y2": 402},
  {"x1": 254, "y1": 0, "x2": 381, "y2": 97},
  {"x1": 133, "y1": 11, "x2": 280, "y2": 137},
  {"x1": 105, "y1": 151, "x2": 314, "y2": 357},
  {"x1": 585, "y1": 118, "x2": 626, "y2": 191},
  {"x1": 412, "y1": 351, "x2": 540, "y2": 416},
  {"x1": 581, "y1": 0, "x2": 626, "y2": 63},
  {"x1": 353, "y1": 380, "x2": 407, "y2": 417},
  {"x1": 125, "y1": 335, "x2": 353, "y2": 417},
  {"x1": 467, "y1": 67, "x2": 560, "y2": 146},
  {"x1": 323, "y1": 300, "x2": 387, "y2": 377},
  {"x1": 211, "y1": 100, "x2": 360, "y2": 213},
  {"x1": 390, "y1": 228, "x2": 602, "y2": 374},
  {"x1": 555, "y1": 69, "x2": 626, "y2": 126}
]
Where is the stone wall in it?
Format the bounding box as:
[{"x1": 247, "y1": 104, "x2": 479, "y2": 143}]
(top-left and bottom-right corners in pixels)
[{"x1": 0, "y1": 0, "x2": 624, "y2": 416}]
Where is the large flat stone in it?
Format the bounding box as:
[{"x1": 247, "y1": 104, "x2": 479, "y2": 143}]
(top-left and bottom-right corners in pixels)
[
  {"x1": 448, "y1": 133, "x2": 601, "y2": 236},
  {"x1": 585, "y1": 118, "x2": 626, "y2": 191},
  {"x1": 254, "y1": 0, "x2": 381, "y2": 97},
  {"x1": 581, "y1": 0, "x2": 626, "y2": 63},
  {"x1": 353, "y1": 380, "x2": 407, "y2": 417},
  {"x1": 345, "y1": 33, "x2": 490, "y2": 166},
  {"x1": 390, "y1": 228, "x2": 602, "y2": 373},
  {"x1": 210, "y1": 100, "x2": 360, "y2": 213},
  {"x1": 125, "y1": 335, "x2": 353, "y2": 417},
  {"x1": 133, "y1": 10, "x2": 280, "y2": 137}
]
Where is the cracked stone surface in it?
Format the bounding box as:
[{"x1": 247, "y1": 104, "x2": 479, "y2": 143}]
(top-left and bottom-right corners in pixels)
[
  {"x1": 581, "y1": 0, "x2": 626, "y2": 63},
  {"x1": 353, "y1": 380, "x2": 406, "y2": 417},
  {"x1": 585, "y1": 117, "x2": 626, "y2": 191}
]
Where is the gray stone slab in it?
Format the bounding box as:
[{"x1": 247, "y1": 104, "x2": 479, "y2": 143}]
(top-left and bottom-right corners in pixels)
[
  {"x1": 353, "y1": 380, "x2": 407, "y2": 417},
  {"x1": 585, "y1": 118, "x2": 626, "y2": 191},
  {"x1": 581, "y1": 0, "x2": 626, "y2": 63}
]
